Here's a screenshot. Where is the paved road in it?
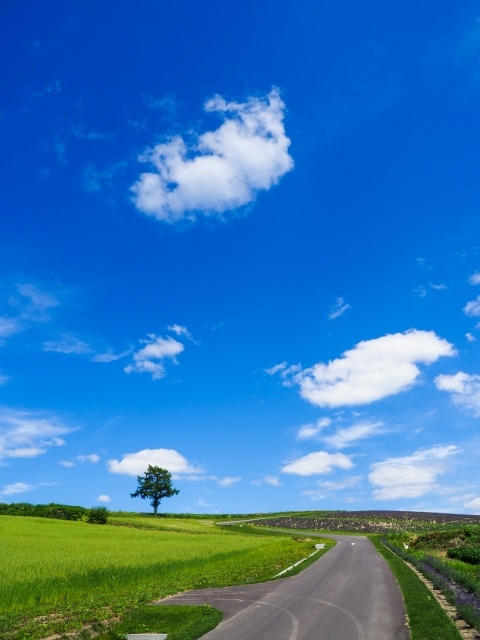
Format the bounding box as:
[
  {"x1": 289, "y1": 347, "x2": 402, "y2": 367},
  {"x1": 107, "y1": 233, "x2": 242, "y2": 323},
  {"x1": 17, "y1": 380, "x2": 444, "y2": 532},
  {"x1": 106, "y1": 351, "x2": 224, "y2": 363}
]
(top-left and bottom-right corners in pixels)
[{"x1": 157, "y1": 535, "x2": 410, "y2": 640}]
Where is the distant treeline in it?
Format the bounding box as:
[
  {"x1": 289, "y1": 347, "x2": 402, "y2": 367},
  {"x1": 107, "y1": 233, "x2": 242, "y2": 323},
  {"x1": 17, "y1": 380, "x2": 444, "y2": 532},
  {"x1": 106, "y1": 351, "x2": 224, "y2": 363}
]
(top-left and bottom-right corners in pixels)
[{"x1": 0, "y1": 502, "x2": 107, "y2": 524}]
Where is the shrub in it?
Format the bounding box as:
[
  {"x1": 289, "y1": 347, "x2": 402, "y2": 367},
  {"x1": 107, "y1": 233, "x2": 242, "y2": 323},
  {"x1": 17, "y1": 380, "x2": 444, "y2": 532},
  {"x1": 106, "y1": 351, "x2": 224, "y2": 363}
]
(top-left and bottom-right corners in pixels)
[
  {"x1": 87, "y1": 506, "x2": 108, "y2": 525},
  {"x1": 448, "y1": 546, "x2": 480, "y2": 565}
]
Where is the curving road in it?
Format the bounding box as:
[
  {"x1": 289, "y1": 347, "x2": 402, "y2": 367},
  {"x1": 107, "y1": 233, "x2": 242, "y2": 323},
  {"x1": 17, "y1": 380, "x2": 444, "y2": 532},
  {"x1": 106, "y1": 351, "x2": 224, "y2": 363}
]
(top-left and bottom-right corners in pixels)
[{"x1": 158, "y1": 535, "x2": 411, "y2": 640}]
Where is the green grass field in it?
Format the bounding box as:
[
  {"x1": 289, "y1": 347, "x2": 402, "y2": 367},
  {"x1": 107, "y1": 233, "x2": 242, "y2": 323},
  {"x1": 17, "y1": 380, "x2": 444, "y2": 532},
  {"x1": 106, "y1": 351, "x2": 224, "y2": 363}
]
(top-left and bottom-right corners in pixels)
[{"x1": 0, "y1": 515, "x2": 319, "y2": 640}]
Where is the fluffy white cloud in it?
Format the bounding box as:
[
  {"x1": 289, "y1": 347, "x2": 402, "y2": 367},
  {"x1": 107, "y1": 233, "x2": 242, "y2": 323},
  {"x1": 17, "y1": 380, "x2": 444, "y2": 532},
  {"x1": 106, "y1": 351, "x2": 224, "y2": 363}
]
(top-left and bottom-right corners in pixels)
[
  {"x1": 97, "y1": 494, "x2": 111, "y2": 503},
  {"x1": 0, "y1": 408, "x2": 73, "y2": 461},
  {"x1": 131, "y1": 88, "x2": 293, "y2": 223},
  {"x1": 282, "y1": 451, "x2": 353, "y2": 476},
  {"x1": 369, "y1": 445, "x2": 460, "y2": 500},
  {"x1": 289, "y1": 330, "x2": 455, "y2": 408},
  {"x1": 435, "y1": 371, "x2": 480, "y2": 416},
  {"x1": 328, "y1": 297, "x2": 350, "y2": 320},
  {"x1": 463, "y1": 296, "x2": 480, "y2": 317},
  {"x1": 1, "y1": 482, "x2": 34, "y2": 496},
  {"x1": 124, "y1": 334, "x2": 184, "y2": 380},
  {"x1": 296, "y1": 418, "x2": 331, "y2": 440},
  {"x1": 469, "y1": 272, "x2": 480, "y2": 285},
  {"x1": 218, "y1": 476, "x2": 241, "y2": 487},
  {"x1": 322, "y1": 421, "x2": 384, "y2": 449},
  {"x1": 108, "y1": 448, "x2": 203, "y2": 476}
]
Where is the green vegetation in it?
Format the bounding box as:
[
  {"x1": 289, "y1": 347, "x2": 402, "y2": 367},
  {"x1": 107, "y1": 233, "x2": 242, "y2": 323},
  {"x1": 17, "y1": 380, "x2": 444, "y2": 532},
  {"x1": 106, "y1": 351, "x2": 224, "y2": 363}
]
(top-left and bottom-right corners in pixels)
[
  {"x1": 370, "y1": 536, "x2": 462, "y2": 640},
  {"x1": 96, "y1": 604, "x2": 222, "y2": 640},
  {"x1": 0, "y1": 502, "x2": 90, "y2": 521},
  {"x1": 0, "y1": 514, "x2": 317, "y2": 640},
  {"x1": 448, "y1": 546, "x2": 480, "y2": 564}
]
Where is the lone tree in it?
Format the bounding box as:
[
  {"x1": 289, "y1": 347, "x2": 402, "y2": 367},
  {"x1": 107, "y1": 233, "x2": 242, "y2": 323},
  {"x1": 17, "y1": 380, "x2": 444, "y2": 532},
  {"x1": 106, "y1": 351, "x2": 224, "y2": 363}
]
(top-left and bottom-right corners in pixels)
[{"x1": 130, "y1": 465, "x2": 179, "y2": 515}]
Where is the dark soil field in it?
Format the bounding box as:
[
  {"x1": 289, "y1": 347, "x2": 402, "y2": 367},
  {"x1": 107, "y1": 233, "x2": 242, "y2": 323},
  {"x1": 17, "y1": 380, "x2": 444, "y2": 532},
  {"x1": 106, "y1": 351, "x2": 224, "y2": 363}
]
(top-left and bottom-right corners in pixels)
[{"x1": 251, "y1": 510, "x2": 480, "y2": 534}]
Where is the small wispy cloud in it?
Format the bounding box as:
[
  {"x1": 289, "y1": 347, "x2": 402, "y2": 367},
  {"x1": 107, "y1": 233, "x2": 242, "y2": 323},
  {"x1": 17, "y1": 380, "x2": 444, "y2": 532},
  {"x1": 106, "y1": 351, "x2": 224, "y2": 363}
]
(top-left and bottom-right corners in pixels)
[
  {"x1": 328, "y1": 297, "x2": 350, "y2": 320},
  {"x1": 124, "y1": 333, "x2": 185, "y2": 380},
  {"x1": 296, "y1": 418, "x2": 331, "y2": 440},
  {"x1": 42, "y1": 334, "x2": 92, "y2": 355},
  {"x1": 322, "y1": 421, "x2": 384, "y2": 449},
  {"x1": 167, "y1": 324, "x2": 199, "y2": 344},
  {"x1": 463, "y1": 296, "x2": 480, "y2": 317},
  {"x1": 0, "y1": 408, "x2": 73, "y2": 462},
  {"x1": 435, "y1": 372, "x2": 480, "y2": 416},
  {"x1": 218, "y1": 476, "x2": 241, "y2": 487},
  {"x1": 1, "y1": 482, "x2": 35, "y2": 497},
  {"x1": 282, "y1": 451, "x2": 353, "y2": 476},
  {"x1": 469, "y1": 272, "x2": 480, "y2": 285}
]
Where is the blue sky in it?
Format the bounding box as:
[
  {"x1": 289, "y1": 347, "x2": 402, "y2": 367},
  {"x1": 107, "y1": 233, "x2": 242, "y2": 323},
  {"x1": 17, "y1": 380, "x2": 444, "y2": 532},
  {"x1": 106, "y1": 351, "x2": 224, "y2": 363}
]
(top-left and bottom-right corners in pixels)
[{"x1": 2, "y1": 1, "x2": 480, "y2": 515}]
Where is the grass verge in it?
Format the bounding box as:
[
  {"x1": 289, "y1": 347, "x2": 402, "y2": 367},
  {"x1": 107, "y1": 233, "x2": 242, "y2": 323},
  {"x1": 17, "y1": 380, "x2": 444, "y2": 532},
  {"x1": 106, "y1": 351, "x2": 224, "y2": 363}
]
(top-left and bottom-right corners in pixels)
[
  {"x1": 370, "y1": 536, "x2": 462, "y2": 640},
  {"x1": 95, "y1": 604, "x2": 222, "y2": 640}
]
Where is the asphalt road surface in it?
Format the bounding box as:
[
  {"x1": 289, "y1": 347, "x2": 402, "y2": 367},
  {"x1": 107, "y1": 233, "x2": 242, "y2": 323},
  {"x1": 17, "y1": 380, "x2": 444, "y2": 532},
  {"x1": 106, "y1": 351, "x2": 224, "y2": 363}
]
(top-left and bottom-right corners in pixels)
[{"x1": 157, "y1": 534, "x2": 411, "y2": 640}]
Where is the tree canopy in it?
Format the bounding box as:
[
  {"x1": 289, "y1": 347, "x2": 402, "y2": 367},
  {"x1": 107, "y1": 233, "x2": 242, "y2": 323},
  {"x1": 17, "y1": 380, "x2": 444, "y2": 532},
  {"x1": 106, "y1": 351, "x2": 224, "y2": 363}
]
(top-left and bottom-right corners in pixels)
[{"x1": 130, "y1": 465, "x2": 179, "y2": 515}]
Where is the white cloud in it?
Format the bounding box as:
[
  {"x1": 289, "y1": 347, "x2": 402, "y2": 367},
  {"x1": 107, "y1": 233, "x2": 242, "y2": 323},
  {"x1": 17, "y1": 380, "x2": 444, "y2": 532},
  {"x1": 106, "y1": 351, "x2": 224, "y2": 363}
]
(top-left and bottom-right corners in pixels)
[
  {"x1": 322, "y1": 421, "x2": 384, "y2": 449},
  {"x1": 328, "y1": 297, "x2": 350, "y2": 320},
  {"x1": 369, "y1": 445, "x2": 460, "y2": 500},
  {"x1": 218, "y1": 476, "x2": 241, "y2": 487},
  {"x1": 77, "y1": 454, "x2": 100, "y2": 464},
  {"x1": 124, "y1": 334, "x2": 184, "y2": 380},
  {"x1": 288, "y1": 330, "x2": 455, "y2": 408},
  {"x1": 0, "y1": 372, "x2": 9, "y2": 385},
  {"x1": 0, "y1": 408, "x2": 73, "y2": 461},
  {"x1": 252, "y1": 475, "x2": 282, "y2": 486},
  {"x1": 131, "y1": 88, "x2": 293, "y2": 224},
  {"x1": 1, "y1": 482, "x2": 34, "y2": 496},
  {"x1": 466, "y1": 333, "x2": 476, "y2": 342},
  {"x1": 42, "y1": 334, "x2": 92, "y2": 355},
  {"x1": 58, "y1": 460, "x2": 75, "y2": 468},
  {"x1": 91, "y1": 348, "x2": 132, "y2": 363},
  {"x1": 463, "y1": 296, "x2": 480, "y2": 317},
  {"x1": 464, "y1": 497, "x2": 480, "y2": 513},
  {"x1": 469, "y1": 272, "x2": 480, "y2": 285},
  {"x1": 97, "y1": 494, "x2": 111, "y2": 503},
  {"x1": 107, "y1": 448, "x2": 203, "y2": 476},
  {"x1": 264, "y1": 361, "x2": 288, "y2": 376},
  {"x1": 296, "y1": 418, "x2": 331, "y2": 440},
  {"x1": 281, "y1": 451, "x2": 353, "y2": 476},
  {"x1": 435, "y1": 371, "x2": 480, "y2": 416},
  {"x1": 167, "y1": 324, "x2": 197, "y2": 342},
  {"x1": 14, "y1": 283, "x2": 59, "y2": 320},
  {"x1": 0, "y1": 317, "x2": 21, "y2": 340},
  {"x1": 264, "y1": 475, "x2": 282, "y2": 486},
  {"x1": 0, "y1": 283, "x2": 58, "y2": 345},
  {"x1": 319, "y1": 475, "x2": 362, "y2": 491}
]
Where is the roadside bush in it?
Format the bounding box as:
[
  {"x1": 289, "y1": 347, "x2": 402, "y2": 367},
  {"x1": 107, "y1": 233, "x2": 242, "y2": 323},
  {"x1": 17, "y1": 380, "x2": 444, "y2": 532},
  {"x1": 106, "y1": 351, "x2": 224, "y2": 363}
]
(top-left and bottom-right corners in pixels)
[
  {"x1": 87, "y1": 506, "x2": 108, "y2": 524},
  {"x1": 448, "y1": 546, "x2": 480, "y2": 565}
]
